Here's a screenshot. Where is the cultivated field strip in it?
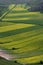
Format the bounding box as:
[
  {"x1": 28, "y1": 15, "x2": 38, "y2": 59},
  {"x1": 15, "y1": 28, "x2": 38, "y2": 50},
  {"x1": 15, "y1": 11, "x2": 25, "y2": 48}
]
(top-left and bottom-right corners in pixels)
[{"x1": 0, "y1": 24, "x2": 35, "y2": 33}]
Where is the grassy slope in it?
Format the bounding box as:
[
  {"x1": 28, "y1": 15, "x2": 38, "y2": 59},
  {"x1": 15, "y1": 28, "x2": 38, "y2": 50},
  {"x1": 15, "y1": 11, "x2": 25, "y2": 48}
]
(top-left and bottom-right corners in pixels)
[
  {"x1": 0, "y1": 57, "x2": 22, "y2": 65},
  {"x1": 0, "y1": 57, "x2": 42, "y2": 65},
  {"x1": 0, "y1": 6, "x2": 43, "y2": 64}
]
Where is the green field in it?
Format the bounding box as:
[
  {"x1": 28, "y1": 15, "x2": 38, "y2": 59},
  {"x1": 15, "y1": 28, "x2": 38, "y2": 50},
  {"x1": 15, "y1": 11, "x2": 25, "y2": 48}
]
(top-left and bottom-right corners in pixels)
[{"x1": 0, "y1": 5, "x2": 43, "y2": 65}]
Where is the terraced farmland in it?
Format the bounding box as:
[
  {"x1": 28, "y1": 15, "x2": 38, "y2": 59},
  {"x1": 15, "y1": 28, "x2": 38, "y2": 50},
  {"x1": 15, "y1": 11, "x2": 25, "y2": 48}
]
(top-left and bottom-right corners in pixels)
[{"x1": 0, "y1": 6, "x2": 43, "y2": 65}]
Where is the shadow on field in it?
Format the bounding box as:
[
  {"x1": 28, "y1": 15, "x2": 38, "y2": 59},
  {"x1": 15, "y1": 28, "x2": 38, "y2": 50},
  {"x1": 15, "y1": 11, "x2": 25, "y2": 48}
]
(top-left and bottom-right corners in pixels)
[
  {"x1": 0, "y1": 25, "x2": 43, "y2": 45},
  {"x1": 0, "y1": 25, "x2": 42, "y2": 38},
  {"x1": 3, "y1": 19, "x2": 43, "y2": 26}
]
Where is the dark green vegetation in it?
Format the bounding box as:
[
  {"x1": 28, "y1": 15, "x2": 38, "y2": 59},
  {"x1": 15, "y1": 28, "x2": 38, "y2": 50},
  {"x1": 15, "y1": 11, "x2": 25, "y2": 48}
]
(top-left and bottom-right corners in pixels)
[
  {"x1": 0, "y1": 6, "x2": 8, "y2": 17},
  {"x1": 0, "y1": 57, "x2": 22, "y2": 65},
  {"x1": 29, "y1": 2, "x2": 43, "y2": 12},
  {"x1": 0, "y1": 0, "x2": 43, "y2": 5}
]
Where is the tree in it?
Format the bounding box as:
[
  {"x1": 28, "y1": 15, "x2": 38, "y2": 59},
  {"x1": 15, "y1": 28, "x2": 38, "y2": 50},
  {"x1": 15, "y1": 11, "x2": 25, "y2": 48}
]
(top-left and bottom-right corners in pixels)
[
  {"x1": 40, "y1": 61, "x2": 43, "y2": 64},
  {"x1": 14, "y1": 60, "x2": 17, "y2": 63},
  {"x1": 12, "y1": 47, "x2": 16, "y2": 50}
]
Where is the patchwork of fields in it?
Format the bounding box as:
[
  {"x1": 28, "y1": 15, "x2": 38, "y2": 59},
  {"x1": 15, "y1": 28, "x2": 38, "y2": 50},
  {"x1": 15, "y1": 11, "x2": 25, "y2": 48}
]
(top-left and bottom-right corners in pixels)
[{"x1": 0, "y1": 6, "x2": 43, "y2": 65}]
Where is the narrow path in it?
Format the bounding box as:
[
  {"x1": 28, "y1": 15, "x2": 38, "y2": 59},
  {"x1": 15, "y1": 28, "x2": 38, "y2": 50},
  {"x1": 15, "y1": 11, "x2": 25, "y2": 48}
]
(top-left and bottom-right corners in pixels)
[{"x1": 0, "y1": 49, "x2": 15, "y2": 60}]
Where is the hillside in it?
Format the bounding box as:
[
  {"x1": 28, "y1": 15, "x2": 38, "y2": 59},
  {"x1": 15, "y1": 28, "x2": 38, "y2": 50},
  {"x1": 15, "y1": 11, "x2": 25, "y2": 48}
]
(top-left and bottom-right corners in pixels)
[{"x1": 0, "y1": 5, "x2": 43, "y2": 65}]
